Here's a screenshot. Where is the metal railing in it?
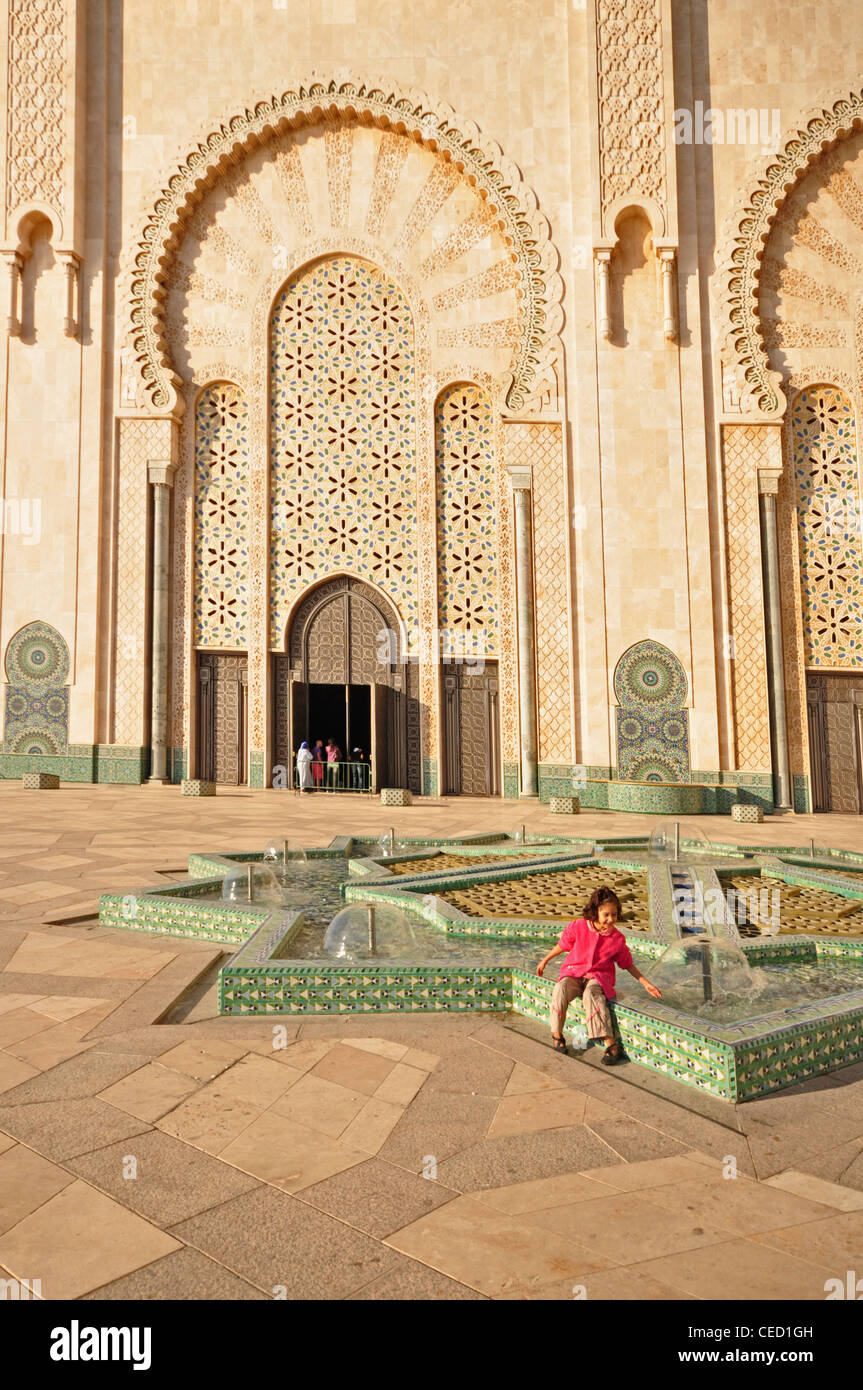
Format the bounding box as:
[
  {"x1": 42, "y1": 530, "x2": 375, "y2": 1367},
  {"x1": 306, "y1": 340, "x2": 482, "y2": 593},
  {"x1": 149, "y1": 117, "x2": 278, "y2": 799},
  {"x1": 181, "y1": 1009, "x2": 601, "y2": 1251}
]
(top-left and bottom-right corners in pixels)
[{"x1": 293, "y1": 759, "x2": 374, "y2": 793}]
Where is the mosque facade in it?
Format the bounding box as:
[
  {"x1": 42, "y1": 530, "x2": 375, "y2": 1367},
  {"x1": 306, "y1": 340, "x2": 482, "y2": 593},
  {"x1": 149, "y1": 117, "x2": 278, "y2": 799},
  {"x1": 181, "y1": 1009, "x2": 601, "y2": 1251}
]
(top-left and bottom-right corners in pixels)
[{"x1": 2, "y1": 0, "x2": 863, "y2": 813}]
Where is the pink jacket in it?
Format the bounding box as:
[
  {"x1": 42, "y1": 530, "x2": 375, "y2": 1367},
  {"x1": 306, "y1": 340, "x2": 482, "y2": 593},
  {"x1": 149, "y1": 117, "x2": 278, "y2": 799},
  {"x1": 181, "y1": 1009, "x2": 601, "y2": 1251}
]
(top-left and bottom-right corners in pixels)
[{"x1": 556, "y1": 917, "x2": 633, "y2": 998}]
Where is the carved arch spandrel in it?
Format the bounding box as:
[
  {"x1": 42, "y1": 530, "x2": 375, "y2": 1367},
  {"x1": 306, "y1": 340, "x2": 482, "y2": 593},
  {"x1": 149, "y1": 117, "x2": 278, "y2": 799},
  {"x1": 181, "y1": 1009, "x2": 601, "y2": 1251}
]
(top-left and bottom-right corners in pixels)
[
  {"x1": 118, "y1": 75, "x2": 563, "y2": 418},
  {"x1": 714, "y1": 88, "x2": 863, "y2": 419}
]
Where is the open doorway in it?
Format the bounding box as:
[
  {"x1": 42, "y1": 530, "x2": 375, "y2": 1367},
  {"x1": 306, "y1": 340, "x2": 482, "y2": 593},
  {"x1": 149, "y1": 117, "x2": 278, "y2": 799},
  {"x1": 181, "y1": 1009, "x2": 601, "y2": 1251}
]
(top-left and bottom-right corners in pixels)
[{"x1": 306, "y1": 684, "x2": 371, "y2": 759}]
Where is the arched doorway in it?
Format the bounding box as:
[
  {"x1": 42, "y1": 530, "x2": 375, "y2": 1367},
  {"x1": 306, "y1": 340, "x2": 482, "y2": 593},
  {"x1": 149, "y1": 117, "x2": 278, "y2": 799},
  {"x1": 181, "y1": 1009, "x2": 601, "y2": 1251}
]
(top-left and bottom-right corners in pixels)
[{"x1": 273, "y1": 576, "x2": 418, "y2": 791}]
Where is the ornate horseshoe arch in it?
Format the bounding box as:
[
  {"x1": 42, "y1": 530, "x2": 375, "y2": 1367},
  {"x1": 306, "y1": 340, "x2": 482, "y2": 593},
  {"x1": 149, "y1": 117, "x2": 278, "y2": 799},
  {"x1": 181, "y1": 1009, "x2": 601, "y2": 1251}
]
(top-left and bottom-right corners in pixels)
[
  {"x1": 121, "y1": 74, "x2": 564, "y2": 416},
  {"x1": 715, "y1": 87, "x2": 863, "y2": 419}
]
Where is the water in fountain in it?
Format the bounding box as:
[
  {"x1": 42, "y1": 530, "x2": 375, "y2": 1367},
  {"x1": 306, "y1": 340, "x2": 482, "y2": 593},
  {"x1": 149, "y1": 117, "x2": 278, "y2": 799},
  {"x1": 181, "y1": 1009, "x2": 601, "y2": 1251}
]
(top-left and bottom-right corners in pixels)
[
  {"x1": 324, "y1": 902, "x2": 419, "y2": 961},
  {"x1": 221, "y1": 864, "x2": 282, "y2": 905},
  {"x1": 652, "y1": 934, "x2": 765, "y2": 1008},
  {"x1": 263, "y1": 839, "x2": 308, "y2": 868},
  {"x1": 648, "y1": 821, "x2": 713, "y2": 860}
]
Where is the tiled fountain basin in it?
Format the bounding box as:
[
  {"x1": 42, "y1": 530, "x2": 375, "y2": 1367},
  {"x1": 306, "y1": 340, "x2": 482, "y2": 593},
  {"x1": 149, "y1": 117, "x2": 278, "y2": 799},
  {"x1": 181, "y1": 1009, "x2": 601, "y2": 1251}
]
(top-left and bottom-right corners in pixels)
[{"x1": 98, "y1": 832, "x2": 863, "y2": 1103}]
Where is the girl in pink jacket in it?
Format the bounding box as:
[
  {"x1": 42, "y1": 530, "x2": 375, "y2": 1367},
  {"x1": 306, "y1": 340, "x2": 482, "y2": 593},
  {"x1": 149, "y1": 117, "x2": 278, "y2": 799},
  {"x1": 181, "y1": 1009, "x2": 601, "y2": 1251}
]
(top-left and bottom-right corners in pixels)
[{"x1": 537, "y1": 885, "x2": 661, "y2": 1064}]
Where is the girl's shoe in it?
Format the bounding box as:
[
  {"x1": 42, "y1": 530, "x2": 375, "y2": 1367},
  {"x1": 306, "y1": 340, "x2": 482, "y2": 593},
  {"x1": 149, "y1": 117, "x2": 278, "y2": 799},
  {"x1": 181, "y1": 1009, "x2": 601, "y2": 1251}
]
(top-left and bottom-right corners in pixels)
[
  {"x1": 601, "y1": 1041, "x2": 626, "y2": 1066},
  {"x1": 551, "y1": 1034, "x2": 568, "y2": 1053}
]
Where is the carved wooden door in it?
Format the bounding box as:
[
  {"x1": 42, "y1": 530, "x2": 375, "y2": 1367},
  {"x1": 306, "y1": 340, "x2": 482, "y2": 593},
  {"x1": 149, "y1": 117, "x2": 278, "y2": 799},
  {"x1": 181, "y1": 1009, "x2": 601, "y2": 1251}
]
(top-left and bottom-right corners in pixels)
[
  {"x1": 442, "y1": 663, "x2": 500, "y2": 796},
  {"x1": 197, "y1": 653, "x2": 247, "y2": 785}
]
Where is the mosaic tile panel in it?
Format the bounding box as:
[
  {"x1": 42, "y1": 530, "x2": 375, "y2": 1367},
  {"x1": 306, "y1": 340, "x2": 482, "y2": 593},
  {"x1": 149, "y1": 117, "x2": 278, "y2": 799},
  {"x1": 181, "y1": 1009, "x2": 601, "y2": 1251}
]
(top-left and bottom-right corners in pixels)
[
  {"x1": 435, "y1": 384, "x2": 498, "y2": 653},
  {"x1": 269, "y1": 257, "x2": 417, "y2": 645},
  {"x1": 194, "y1": 382, "x2": 250, "y2": 646},
  {"x1": 613, "y1": 640, "x2": 691, "y2": 782},
  {"x1": 2, "y1": 621, "x2": 70, "y2": 754},
  {"x1": 220, "y1": 965, "x2": 513, "y2": 1016},
  {"x1": 792, "y1": 386, "x2": 863, "y2": 665}
]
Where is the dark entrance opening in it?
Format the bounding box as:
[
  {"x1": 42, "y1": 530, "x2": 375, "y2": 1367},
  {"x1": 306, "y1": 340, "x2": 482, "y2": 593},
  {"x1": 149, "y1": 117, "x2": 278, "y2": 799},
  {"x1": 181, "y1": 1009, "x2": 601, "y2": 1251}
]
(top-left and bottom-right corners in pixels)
[{"x1": 307, "y1": 683, "x2": 371, "y2": 788}]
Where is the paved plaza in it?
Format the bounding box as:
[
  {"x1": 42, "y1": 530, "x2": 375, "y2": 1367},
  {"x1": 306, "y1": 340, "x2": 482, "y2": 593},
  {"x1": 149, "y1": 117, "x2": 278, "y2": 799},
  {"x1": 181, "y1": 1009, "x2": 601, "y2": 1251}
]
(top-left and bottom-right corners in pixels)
[{"x1": 0, "y1": 785, "x2": 861, "y2": 1300}]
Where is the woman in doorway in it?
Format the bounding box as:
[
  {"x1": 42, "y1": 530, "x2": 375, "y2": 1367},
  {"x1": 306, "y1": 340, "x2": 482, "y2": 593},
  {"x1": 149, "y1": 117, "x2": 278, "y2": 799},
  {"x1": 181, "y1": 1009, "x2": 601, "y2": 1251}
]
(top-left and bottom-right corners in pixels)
[
  {"x1": 325, "y1": 737, "x2": 342, "y2": 790},
  {"x1": 296, "y1": 741, "x2": 314, "y2": 793},
  {"x1": 312, "y1": 739, "x2": 325, "y2": 787}
]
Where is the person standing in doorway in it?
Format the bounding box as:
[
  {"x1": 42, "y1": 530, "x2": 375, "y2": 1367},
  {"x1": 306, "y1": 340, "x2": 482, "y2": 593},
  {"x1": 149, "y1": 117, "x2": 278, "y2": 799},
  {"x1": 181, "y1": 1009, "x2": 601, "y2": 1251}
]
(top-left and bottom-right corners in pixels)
[
  {"x1": 352, "y1": 748, "x2": 365, "y2": 790},
  {"x1": 296, "y1": 741, "x2": 314, "y2": 793},
  {"x1": 325, "y1": 737, "x2": 341, "y2": 790},
  {"x1": 312, "y1": 739, "x2": 324, "y2": 787}
]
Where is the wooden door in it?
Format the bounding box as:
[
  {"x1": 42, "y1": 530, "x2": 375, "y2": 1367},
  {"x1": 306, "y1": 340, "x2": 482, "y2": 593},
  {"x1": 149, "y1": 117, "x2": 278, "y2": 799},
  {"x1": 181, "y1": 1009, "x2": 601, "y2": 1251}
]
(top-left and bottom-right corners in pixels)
[
  {"x1": 442, "y1": 663, "x2": 500, "y2": 796},
  {"x1": 197, "y1": 653, "x2": 247, "y2": 785},
  {"x1": 371, "y1": 682, "x2": 389, "y2": 792},
  {"x1": 806, "y1": 683, "x2": 829, "y2": 812}
]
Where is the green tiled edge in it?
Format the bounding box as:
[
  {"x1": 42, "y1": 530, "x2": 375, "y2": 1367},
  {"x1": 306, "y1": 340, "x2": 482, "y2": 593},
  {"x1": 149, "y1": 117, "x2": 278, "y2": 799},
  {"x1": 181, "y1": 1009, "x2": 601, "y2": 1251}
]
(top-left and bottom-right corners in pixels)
[
  {"x1": 422, "y1": 759, "x2": 439, "y2": 797},
  {"x1": 537, "y1": 766, "x2": 775, "y2": 814},
  {"x1": 0, "y1": 745, "x2": 149, "y2": 784}
]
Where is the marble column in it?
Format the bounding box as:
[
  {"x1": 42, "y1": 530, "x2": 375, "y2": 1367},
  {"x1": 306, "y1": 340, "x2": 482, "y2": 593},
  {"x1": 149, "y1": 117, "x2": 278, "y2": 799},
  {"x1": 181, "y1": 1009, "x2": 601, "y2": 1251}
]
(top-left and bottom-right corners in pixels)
[
  {"x1": 59, "y1": 252, "x2": 81, "y2": 338},
  {"x1": 3, "y1": 252, "x2": 22, "y2": 337},
  {"x1": 508, "y1": 466, "x2": 538, "y2": 797},
  {"x1": 758, "y1": 473, "x2": 792, "y2": 811},
  {"x1": 656, "y1": 246, "x2": 678, "y2": 341},
  {"x1": 147, "y1": 460, "x2": 178, "y2": 783},
  {"x1": 594, "y1": 247, "x2": 613, "y2": 340}
]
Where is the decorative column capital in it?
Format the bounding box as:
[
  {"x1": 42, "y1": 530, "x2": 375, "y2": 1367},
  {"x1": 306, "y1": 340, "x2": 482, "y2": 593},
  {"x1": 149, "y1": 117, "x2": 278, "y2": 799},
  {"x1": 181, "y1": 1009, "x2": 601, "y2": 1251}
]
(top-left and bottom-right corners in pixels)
[
  {"x1": 147, "y1": 459, "x2": 178, "y2": 488},
  {"x1": 507, "y1": 465, "x2": 533, "y2": 493},
  {"x1": 757, "y1": 471, "x2": 782, "y2": 496}
]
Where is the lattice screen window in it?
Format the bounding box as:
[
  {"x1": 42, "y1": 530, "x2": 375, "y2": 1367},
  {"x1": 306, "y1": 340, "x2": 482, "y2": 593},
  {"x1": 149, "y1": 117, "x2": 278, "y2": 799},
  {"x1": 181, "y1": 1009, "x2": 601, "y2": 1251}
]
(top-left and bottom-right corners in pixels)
[
  {"x1": 435, "y1": 384, "x2": 498, "y2": 657},
  {"x1": 194, "y1": 383, "x2": 250, "y2": 646},
  {"x1": 792, "y1": 386, "x2": 863, "y2": 666},
  {"x1": 269, "y1": 256, "x2": 417, "y2": 646}
]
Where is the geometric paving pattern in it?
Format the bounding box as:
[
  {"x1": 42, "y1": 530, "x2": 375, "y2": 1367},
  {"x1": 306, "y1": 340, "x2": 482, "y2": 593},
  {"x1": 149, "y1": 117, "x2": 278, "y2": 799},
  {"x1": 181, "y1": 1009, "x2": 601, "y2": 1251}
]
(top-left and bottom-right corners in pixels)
[{"x1": 438, "y1": 865, "x2": 650, "y2": 930}]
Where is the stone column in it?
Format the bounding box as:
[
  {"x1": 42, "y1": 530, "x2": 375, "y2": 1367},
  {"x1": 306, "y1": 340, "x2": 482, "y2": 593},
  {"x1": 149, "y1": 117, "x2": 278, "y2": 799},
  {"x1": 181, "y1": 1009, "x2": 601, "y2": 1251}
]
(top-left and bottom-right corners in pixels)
[
  {"x1": 3, "y1": 252, "x2": 22, "y2": 337},
  {"x1": 147, "y1": 460, "x2": 178, "y2": 783},
  {"x1": 594, "y1": 247, "x2": 613, "y2": 340},
  {"x1": 758, "y1": 472, "x2": 792, "y2": 811},
  {"x1": 656, "y1": 245, "x2": 678, "y2": 341},
  {"x1": 508, "y1": 466, "x2": 538, "y2": 797},
  {"x1": 58, "y1": 252, "x2": 81, "y2": 338}
]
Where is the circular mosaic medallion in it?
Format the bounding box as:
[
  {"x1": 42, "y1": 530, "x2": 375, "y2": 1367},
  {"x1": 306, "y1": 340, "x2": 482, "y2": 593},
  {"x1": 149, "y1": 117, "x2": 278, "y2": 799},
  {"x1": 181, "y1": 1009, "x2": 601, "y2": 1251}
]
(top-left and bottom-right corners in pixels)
[
  {"x1": 6, "y1": 622, "x2": 70, "y2": 686},
  {"x1": 614, "y1": 641, "x2": 688, "y2": 709},
  {"x1": 619, "y1": 716, "x2": 642, "y2": 740},
  {"x1": 12, "y1": 732, "x2": 60, "y2": 755},
  {"x1": 631, "y1": 756, "x2": 678, "y2": 783}
]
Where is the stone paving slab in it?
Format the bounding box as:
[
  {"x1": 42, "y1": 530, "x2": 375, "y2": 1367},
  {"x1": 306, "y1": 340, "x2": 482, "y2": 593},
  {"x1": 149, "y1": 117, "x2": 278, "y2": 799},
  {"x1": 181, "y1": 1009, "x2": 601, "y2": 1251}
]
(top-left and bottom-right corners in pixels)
[
  {"x1": 67, "y1": 1130, "x2": 262, "y2": 1228},
  {"x1": 0, "y1": 1178, "x2": 181, "y2": 1299},
  {"x1": 168, "y1": 1186, "x2": 402, "y2": 1299},
  {"x1": 80, "y1": 1246, "x2": 269, "y2": 1301},
  {"x1": 298, "y1": 1156, "x2": 457, "y2": 1239}
]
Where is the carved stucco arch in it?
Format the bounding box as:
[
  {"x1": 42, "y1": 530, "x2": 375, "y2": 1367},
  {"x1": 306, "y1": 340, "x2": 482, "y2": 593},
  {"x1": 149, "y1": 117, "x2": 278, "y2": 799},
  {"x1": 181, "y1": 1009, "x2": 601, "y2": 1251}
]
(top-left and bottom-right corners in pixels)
[
  {"x1": 715, "y1": 87, "x2": 863, "y2": 419},
  {"x1": 122, "y1": 74, "x2": 563, "y2": 417}
]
